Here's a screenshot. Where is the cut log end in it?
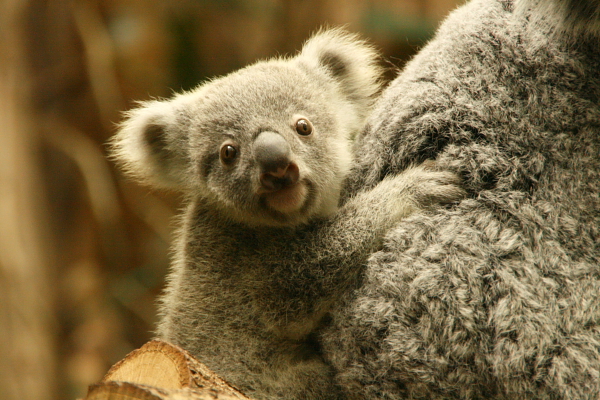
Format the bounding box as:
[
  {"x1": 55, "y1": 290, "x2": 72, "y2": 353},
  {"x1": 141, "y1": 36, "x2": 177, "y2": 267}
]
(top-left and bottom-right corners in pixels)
[{"x1": 84, "y1": 339, "x2": 253, "y2": 400}]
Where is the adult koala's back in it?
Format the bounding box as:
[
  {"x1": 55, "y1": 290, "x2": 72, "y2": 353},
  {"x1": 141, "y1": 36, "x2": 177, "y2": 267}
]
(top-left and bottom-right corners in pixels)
[{"x1": 323, "y1": 0, "x2": 600, "y2": 398}]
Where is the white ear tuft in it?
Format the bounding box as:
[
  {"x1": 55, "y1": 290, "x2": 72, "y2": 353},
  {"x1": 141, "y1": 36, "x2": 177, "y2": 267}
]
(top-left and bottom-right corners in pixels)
[
  {"x1": 297, "y1": 28, "x2": 384, "y2": 114},
  {"x1": 111, "y1": 100, "x2": 189, "y2": 190}
]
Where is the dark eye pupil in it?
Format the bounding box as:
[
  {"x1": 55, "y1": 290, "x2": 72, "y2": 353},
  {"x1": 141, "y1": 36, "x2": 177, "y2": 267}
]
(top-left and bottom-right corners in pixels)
[
  {"x1": 296, "y1": 119, "x2": 312, "y2": 136},
  {"x1": 221, "y1": 144, "x2": 237, "y2": 163}
]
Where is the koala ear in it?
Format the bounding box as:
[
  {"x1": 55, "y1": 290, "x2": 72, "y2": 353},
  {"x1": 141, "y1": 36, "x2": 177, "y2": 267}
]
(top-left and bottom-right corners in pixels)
[
  {"x1": 111, "y1": 100, "x2": 190, "y2": 190},
  {"x1": 297, "y1": 28, "x2": 383, "y2": 108}
]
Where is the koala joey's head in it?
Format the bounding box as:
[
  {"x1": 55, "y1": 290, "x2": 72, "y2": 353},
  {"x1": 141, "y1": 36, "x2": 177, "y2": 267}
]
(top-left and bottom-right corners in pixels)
[{"x1": 112, "y1": 28, "x2": 382, "y2": 227}]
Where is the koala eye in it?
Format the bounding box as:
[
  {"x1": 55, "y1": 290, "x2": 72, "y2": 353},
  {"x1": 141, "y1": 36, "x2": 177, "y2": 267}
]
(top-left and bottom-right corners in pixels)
[
  {"x1": 295, "y1": 118, "x2": 313, "y2": 136},
  {"x1": 220, "y1": 144, "x2": 238, "y2": 165}
]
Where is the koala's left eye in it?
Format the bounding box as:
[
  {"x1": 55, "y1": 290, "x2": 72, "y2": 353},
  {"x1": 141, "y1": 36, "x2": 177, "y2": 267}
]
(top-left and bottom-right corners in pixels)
[
  {"x1": 295, "y1": 118, "x2": 313, "y2": 136},
  {"x1": 220, "y1": 144, "x2": 238, "y2": 165}
]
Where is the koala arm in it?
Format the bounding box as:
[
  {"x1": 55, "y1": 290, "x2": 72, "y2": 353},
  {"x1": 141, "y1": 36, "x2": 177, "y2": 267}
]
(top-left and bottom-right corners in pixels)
[
  {"x1": 322, "y1": 162, "x2": 464, "y2": 259},
  {"x1": 258, "y1": 162, "x2": 465, "y2": 335}
]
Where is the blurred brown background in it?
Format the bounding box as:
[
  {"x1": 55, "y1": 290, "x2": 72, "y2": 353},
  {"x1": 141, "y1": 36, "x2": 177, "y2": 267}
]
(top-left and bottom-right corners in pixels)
[{"x1": 0, "y1": 0, "x2": 462, "y2": 399}]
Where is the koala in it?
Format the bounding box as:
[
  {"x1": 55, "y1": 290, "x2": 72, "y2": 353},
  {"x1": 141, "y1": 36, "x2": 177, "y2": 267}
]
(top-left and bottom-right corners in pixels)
[
  {"x1": 112, "y1": 29, "x2": 465, "y2": 400},
  {"x1": 320, "y1": 1, "x2": 600, "y2": 399}
]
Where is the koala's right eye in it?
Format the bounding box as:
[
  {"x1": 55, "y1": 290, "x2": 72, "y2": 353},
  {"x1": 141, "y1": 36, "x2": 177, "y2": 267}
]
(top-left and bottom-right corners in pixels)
[
  {"x1": 295, "y1": 118, "x2": 313, "y2": 136},
  {"x1": 220, "y1": 144, "x2": 238, "y2": 165}
]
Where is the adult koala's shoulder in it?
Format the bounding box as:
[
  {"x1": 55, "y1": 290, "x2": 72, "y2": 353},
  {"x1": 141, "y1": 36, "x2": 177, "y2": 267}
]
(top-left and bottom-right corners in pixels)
[{"x1": 323, "y1": 0, "x2": 600, "y2": 399}]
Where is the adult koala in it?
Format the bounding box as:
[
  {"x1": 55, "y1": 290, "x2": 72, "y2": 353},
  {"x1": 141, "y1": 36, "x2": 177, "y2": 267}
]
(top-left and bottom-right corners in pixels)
[{"x1": 323, "y1": 0, "x2": 600, "y2": 398}]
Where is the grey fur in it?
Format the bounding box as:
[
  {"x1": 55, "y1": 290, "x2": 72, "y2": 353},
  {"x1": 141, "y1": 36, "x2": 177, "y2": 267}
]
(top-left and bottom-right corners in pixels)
[
  {"x1": 322, "y1": 0, "x2": 600, "y2": 398},
  {"x1": 112, "y1": 29, "x2": 464, "y2": 400}
]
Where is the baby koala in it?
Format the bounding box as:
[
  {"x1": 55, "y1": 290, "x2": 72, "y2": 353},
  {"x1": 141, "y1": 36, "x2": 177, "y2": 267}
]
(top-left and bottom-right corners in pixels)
[{"x1": 112, "y1": 29, "x2": 464, "y2": 400}]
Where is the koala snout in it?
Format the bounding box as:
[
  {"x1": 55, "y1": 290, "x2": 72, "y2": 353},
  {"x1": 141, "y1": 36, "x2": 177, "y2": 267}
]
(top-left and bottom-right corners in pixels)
[{"x1": 254, "y1": 131, "x2": 299, "y2": 192}]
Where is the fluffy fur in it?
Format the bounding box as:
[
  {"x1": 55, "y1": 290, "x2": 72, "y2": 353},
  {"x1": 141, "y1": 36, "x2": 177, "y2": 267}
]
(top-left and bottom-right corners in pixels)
[
  {"x1": 112, "y1": 29, "x2": 464, "y2": 400},
  {"x1": 321, "y1": 0, "x2": 600, "y2": 398}
]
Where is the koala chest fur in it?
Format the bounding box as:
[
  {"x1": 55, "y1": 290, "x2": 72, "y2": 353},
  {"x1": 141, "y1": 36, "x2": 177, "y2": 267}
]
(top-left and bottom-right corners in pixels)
[{"x1": 166, "y1": 201, "x2": 335, "y2": 339}]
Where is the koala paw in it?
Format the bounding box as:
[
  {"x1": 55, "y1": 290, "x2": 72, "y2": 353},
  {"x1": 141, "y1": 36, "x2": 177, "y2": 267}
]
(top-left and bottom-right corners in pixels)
[
  {"x1": 353, "y1": 161, "x2": 466, "y2": 229},
  {"x1": 402, "y1": 161, "x2": 466, "y2": 208}
]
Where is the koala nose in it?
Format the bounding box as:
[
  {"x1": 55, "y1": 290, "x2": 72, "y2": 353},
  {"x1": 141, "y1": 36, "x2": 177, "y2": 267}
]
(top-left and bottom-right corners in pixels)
[{"x1": 254, "y1": 131, "x2": 299, "y2": 192}]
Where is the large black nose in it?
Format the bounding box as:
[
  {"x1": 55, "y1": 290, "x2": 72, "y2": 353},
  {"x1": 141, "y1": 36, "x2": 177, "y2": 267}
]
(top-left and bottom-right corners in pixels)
[{"x1": 254, "y1": 131, "x2": 299, "y2": 192}]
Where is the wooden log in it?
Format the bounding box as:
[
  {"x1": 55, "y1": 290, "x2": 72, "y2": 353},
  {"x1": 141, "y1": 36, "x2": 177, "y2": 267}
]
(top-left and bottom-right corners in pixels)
[
  {"x1": 84, "y1": 339, "x2": 252, "y2": 400},
  {"x1": 86, "y1": 381, "x2": 242, "y2": 400}
]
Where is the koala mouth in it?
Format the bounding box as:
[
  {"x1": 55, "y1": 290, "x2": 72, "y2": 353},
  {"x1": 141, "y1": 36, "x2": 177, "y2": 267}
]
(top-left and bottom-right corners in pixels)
[
  {"x1": 261, "y1": 181, "x2": 309, "y2": 214},
  {"x1": 256, "y1": 161, "x2": 309, "y2": 215}
]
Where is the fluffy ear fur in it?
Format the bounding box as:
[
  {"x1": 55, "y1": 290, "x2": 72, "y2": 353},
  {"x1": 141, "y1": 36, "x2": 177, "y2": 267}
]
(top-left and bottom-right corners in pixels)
[
  {"x1": 111, "y1": 100, "x2": 190, "y2": 190},
  {"x1": 296, "y1": 28, "x2": 383, "y2": 125}
]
